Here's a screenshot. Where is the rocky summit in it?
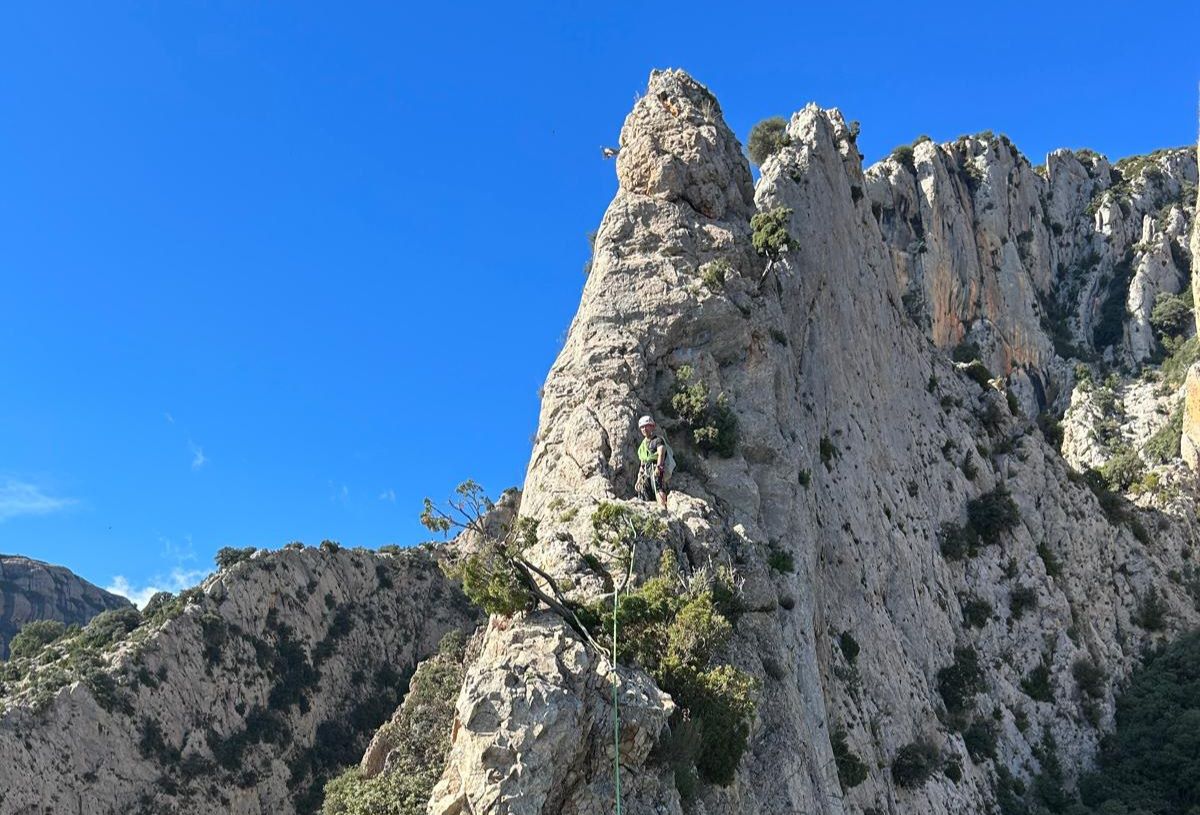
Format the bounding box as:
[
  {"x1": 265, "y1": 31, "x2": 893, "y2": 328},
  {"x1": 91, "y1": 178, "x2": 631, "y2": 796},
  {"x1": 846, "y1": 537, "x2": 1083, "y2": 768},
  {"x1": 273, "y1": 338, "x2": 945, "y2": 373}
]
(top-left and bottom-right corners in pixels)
[
  {"x1": 2, "y1": 69, "x2": 1199, "y2": 815},
  {"x1": 0, "y1": 555, "x2": 132, "y2": 660}
]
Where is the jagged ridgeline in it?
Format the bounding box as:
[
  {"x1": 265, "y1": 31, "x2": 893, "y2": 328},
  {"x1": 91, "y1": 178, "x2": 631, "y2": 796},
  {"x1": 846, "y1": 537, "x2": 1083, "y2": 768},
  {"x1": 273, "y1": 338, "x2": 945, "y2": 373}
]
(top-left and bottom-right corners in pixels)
[
  {"x1": 0, "y1": 545, "x2": 479, "y2": 814},
  {"x1": 2, "y1": 68, "x2": 1199, "y2": 815}
]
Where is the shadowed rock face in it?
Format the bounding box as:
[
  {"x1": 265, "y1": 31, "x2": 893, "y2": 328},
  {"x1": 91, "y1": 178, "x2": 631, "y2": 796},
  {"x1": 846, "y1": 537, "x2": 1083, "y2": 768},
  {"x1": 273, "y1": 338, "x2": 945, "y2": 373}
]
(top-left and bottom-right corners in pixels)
[
  {"x1": 420, "y1": 71, "x2": 1200, "y2": 815},
  {"x1": 0, "y1": 555, "x2": 132, "y2": 659}
]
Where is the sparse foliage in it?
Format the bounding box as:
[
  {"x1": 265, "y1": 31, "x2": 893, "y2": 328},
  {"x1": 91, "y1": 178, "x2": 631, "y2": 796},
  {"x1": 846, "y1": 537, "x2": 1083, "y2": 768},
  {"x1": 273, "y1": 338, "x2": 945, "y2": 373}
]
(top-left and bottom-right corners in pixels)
[
  {"x1": 669, "y1": 365, "x2": 738, "y2": 457},
  {"x1": 892, "y1": 740, "x2": 940, "y2": 787},
  {"x1": 832, "y1": 728, "x2": 868, "y2": 789},
  {"x1": 746, "y1": 117, "x2": 790, "y2": 167},
  {"x1": 750, "y1": 207, "x2": 795, "y2": 262}
]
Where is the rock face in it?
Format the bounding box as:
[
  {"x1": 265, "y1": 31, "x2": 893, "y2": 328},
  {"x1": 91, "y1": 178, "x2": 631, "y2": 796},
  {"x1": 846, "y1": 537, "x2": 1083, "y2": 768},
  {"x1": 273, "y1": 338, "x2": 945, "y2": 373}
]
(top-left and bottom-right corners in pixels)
[
  {"x1": 0, "y1": 555, "x2": 132, "y2": 660},
  {"x1": 6, "y1": 70, "x2": 1198, "y2": 815},
  {"x1": 429, "y1": 615, "x2": 674, "y2": 815},
  {"x1": 0, "y1": 546, "x2": 480, "y2": 815},
  {"x1": 867, "y1": 134, "x2": 1195, "y2": 416},
  {"x1": 421, "y1": 70, "x2": 1200, "y2": 815},
  {"x1": 1183, "y1": 137, "x2": 1200, "y2": 469}
]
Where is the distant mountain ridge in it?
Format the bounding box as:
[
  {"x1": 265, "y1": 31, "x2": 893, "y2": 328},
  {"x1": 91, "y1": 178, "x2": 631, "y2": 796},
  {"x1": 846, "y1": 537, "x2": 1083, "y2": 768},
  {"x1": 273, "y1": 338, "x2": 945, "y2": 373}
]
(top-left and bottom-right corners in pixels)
[{"x1": 0, "y1": 554, "x2": 132, "y2": 659}]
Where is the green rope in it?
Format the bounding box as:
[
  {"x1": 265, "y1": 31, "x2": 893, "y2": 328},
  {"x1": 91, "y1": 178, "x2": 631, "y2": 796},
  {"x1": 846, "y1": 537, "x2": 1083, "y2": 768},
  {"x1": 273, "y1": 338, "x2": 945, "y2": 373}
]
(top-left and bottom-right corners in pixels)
[{"x1": 612, "y1": 580, "x2": 622, "y2": 815}]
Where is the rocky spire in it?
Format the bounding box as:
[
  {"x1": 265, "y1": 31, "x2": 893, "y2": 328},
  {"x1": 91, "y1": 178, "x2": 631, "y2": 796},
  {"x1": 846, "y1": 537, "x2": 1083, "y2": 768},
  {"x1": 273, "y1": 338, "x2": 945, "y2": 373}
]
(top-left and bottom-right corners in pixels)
[
  {"x1": 436, "y1": 72, "x2": 1200, "y2": 815},
  {"x1": 522, "y1": 68, "x2": 758, "y2": 516},
  {"x1": 1183, "y1": 133, "x2": 1200, "y2": 468}
]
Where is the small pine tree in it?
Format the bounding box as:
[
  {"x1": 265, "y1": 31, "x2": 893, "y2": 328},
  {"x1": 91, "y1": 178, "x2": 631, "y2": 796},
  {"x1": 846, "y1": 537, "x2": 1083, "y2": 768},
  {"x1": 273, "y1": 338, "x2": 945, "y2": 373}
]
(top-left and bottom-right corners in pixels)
[{"x1": 746, "y1": 117, "x2": 790, "y2": 167}]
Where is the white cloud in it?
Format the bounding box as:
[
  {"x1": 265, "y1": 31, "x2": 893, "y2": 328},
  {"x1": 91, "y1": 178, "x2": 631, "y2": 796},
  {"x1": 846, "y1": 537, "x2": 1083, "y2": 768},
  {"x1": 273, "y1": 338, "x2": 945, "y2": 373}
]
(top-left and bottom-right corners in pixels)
[
  {"x1": 328, "y1": 481, "x2": 350, "y2": 503},
  {"x1": 189, "y1": 441, "x2": 207, "y2": 470},
  {"x1": 161, "y1": 534, "x2": 197, "y2": 563},
  {"x1": 0, "y1": 479, "x2": 75, "y2": 522},
  {"x1": 164, "y1": 412, "x2": 175, "y2": 424},
  {"x1": 379, "y1": 488, "x2": 396, "y2": 502},
  {"x1": 105, "y1": 567, "x2": 208, "y2": 609}
]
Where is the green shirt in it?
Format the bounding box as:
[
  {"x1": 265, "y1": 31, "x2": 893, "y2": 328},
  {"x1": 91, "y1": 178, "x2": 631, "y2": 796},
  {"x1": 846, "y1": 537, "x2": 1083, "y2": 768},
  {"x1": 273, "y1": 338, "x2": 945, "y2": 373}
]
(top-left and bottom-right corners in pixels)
[{"x1": 638, "y1": 435, "x2": 664, "y2": 464}]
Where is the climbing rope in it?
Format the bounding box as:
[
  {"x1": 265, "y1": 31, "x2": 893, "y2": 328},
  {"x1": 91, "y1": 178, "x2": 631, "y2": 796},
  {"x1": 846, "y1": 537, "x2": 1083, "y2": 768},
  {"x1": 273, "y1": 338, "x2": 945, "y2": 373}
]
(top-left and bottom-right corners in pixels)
[
  {"x1": 610, "y1": 521, "x2": 640, "y2": 815},
  {"x1": 612, "y1": 578, "x2": 622, "y2": 815}
]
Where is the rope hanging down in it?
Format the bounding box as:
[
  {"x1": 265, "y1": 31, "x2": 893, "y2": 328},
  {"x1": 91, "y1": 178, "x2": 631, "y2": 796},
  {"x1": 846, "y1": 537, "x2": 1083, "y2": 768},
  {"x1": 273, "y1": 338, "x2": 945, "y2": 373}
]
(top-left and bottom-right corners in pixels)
[
  {"x1": 610, "y1": 517, "x2": 640, "y2": 815},
  {"x1": 613, "y1": 577, "x2": 622, "y2": 815}
]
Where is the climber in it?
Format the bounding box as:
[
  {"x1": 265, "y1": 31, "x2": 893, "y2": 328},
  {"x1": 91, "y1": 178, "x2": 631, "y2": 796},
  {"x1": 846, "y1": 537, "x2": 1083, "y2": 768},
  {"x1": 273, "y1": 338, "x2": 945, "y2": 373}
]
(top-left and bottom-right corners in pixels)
[{"x1": 634, "y1": 415, "x2": 673, "y2": 509}]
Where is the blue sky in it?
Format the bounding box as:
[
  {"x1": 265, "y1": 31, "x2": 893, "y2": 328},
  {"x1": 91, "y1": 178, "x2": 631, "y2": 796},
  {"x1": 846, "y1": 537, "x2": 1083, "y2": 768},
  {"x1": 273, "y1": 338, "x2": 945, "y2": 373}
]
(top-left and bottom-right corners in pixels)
[{"x1": 2, "y1": 1, "x2": 1197, "y2": 605}]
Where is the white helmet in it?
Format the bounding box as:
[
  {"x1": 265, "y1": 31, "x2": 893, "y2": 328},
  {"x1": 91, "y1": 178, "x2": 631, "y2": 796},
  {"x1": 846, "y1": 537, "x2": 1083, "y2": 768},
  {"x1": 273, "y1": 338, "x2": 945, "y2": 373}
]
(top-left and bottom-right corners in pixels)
[{"x1": 637, "y1": 415, "x2": 656, "y2": 428}]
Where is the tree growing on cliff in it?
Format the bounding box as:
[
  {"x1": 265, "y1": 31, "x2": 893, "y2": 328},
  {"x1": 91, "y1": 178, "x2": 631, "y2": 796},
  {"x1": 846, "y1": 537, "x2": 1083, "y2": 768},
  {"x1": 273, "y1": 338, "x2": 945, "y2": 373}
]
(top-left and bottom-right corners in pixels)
[
  {"x1": 746, "y1": 117, "x2": 789, "y2": 167},
  {"x1": 421, "y1": 481, "x2": 601, "y2": 648}
]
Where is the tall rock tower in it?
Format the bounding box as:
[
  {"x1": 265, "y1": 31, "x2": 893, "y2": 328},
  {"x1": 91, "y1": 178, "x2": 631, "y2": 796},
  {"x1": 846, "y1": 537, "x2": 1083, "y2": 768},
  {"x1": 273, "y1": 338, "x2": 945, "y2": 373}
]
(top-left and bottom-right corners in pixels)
[{"x1": 1182, "y1": 132, "x2": 1200, "y2": 468}]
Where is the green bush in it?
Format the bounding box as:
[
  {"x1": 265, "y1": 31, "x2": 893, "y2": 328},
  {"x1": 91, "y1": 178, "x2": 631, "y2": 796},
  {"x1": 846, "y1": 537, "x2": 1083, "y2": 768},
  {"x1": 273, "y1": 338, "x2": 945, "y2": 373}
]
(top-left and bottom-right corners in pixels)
[
  {"x1": 1020, "y1": 657, "x2": 1054, "y2": 702},
  {"x1": 1072, "y1": 657, "x2": 1106, "y2": 700},
  {"x1": 832, "y1": 728, "x2": 868, "y2": 789},
  {"x1": 1077, "y1": 631, "x2": 1200, "y2": 813},
  {"x1": 652, "y1": 718, "x2": 702, "y2": 805},
  {"x1": 1036, "y1": 542, "x2": 1063, "y2": 578},
  {"x1": 959, "y1": 595, "x2": 992, "y2": 629},
  {"x1": 890, "y1": 145, "x2": 916, "y2": 174},
  {"x1": 1100, "y1": 447, "x2": 1145, "y2": 492},
  {"x1": 767, "y1": 544, "x2": 794, "y2": 574},
  {"x1": 1160, "y1": 335, "x2": 1200, "y2": 388},
  {"x1": 1135, "y1": 586, "x2": 1168, "y2": 631},
  {"x1": 77, "y1": 607, "x2": 142, "y2": 651},
  {"x1": 746, "y1": 117, "x2": 790, "y2": 167},
  {"x1": 449, "y1": 550, "x2": 533, "y2": 617},
  {"x1": 141, "y1": 592, "x2": 175, "y2": 619},
  {"x1": 891, "y1": 740, "x2": 940, "y2": 787},
  {"x1": 964, "y1": 360, "x2": 993, "y2": 389},
  {"x1": 83, "y1": 668, "x2": 133, "y2": 715},
  {"x1": 819, "y1": 436, "x2": 838, "y2": 466},
  {"x1": 319, "y1": 540, "x2": 342, "y2": 553},
  {"x1": 963, "y1": 719, "x2": 998, "y2": 762},
  {"x1": 1143, "y1": 404, "x2": 1183, "y2": 464},
  {"x1": 670, "y1": 365, "x2": 738, "y2": 457},
  {"x1": 1150, "y1": 289, "x2": 1193, "y2": 341},
  {"x1": 698, "y1": 259, "x2": 732, "y2": 293},
  {"x1": 966, "y1": 488, "x2": 1020, "y2": 546},
  {"x1": 939, "y1": 522, "x2": 978, "y2": 561},
  {"x1": 9, "y1": 620, "x2": 70, "y2": 660},
  {"x1": 215, "y1": 546, "x2": 257, "y2": 570},
  {"x1": 839, "y1": 631, "x2": 860, "y2": 664},
  {"x1": 1038, "y1": 412, "x2": 1064, "y2": 449},
  {"x1": 750, "y1": 207, "x2": 795, "y2": 261},
  {"x1": 1009, "y1": 586, "x2": 1038, "y2": 620},
  {"x1": 587, "y1": 548, "x2": 758, "y2": 787},
  {"x1": 937, "y1": 646, "x2": 985, "y2": 715},
  {"x1": 322, "y1": 631, "x2": 468, "y2": 815}
]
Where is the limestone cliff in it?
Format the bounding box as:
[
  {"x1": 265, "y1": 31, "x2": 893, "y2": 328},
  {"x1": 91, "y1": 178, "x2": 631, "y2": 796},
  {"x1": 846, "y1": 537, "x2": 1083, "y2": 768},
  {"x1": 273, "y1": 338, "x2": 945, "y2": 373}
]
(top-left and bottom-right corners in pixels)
[
  {"x1": 0, "y1": 555, "x2": 132, "y2": 660},
  {"x1": 416, "y1": 71, "x2": 1200, "y2": 815},
  {"x1": 868, "y1": 132, "x2": 1195, "y2": 417},
  {"x1": 3, "y1": 69, "x2": 1199, "y2": 815},
  {"x1": 0, "y1": 546, "x2": 479, "y2": 815},
  {"x1": 1182, "y1": 135, "x2": 1200, "y2": 469}
]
